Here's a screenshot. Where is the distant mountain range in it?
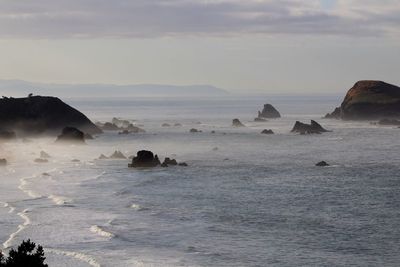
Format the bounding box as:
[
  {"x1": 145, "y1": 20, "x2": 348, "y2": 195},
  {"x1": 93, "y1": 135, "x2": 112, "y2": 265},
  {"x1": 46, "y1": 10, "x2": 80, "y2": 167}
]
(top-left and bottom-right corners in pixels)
[{"x1": 0, "y1": 80, "x2": 229, "y2": 98}]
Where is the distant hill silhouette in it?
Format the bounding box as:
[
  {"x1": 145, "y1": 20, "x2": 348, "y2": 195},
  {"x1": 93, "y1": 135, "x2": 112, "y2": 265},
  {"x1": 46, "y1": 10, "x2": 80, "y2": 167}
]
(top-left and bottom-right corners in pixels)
[{"x1": 0, "y1": 80, "x2": 229, "y2": 97}]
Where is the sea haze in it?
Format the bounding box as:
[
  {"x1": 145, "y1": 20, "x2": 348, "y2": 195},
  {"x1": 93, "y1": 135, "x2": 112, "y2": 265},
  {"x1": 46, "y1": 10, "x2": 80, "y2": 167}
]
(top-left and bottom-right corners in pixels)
[{"x1": 0, "y1": 96, "x2": 399, "y2": 267}]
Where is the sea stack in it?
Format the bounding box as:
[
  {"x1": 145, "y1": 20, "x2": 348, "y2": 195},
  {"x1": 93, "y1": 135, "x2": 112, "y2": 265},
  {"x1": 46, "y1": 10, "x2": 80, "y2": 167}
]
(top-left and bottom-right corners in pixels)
[
  {"x1": 326, "y1": 81, "x2": 400, "y2": 120},
  {"x1": 129, "y1": 150, "x2": 161, "y2": 168},
  {"x1": 232, "y1": 119, "x2": 245, "y2": 127},
  {"x1": 257, "y1": 104, "x2": 281, "y2": 119}
]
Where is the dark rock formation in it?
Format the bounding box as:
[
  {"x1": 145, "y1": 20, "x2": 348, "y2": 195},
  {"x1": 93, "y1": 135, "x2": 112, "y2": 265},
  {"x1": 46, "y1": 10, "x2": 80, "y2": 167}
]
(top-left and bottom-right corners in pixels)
[
  {"x1": 0, "y1": 159, "x2": 7, "y2": 166},
  {"x1": 178, "y1": 162, "x2": 188, "y2": 166},
  {"x1": 34, "y1": 158, "x2": 48, "y2": 163},
  {"x1": 163, "y1": 157, "x2": 178, "y2": 166},
  {"x1": 98, "y1": 154, "x2": 108, "y2": 159},
  {"x1": 109, "y1": 151, "x2": 127, "y2": 159},
  {"x1": 0, "y1": 95, "x2": 101, "y2": 135},
  {"x1": 118, "y1": 130, "x2": 130, "y2": 135},
  {"x1": 258, "y1": 104, "x2": 281, "y2": 119},
  {"x1": 190, "y1": 128, "x2": 201, "y2": 133},
  {"x1": 254, "y1": 117, "x2": 268, "y2": 122},
  {"x1": 174, "y1": 123, "x2": 182, "y2": 127},
  {"x1": 291, "y1": 120, "x2": 329, "y2": 134},
  {"x1": 232, "y1": 119, "x2": 245, "y2": 127},
  {"x1": 56, "y1": 127, "x2": 85, "y2": 143},
  {"x1": 377, "y1": 119, "x2": 400, "y2": 126},
  {"x1": 261, "y1": 129, "x2": 274, "y2": 134},
  {"x1": 40, "y1": 151, "x2": 51, "y2": 158},
  {"x1": 129, "y1": 150, "x2": 161, "y2": 168},
  {"x1": 84, "y1": 133, "x2": 94, "y2": 140},
  {"x1": 325, "y1": 107, "x2": 341, "y2": 119},
  {"x1": 162, "y1": 123, "x2": 171, "y2": 127},
  {"x1": 101, "y1": 122, "x2": 121, "y2": 131},
  {"x1": 0, "y1": 130, "x2": 16, "y2": 140},
  {"x1": 316, "y1": 161, "x2": 329, "y2": 167},
  {"x1": 326, "y1": 81, "x2": 400, "y2": 120},
  {"x1": 126, "y1": 124, "x2": 145, "y2": 133}
]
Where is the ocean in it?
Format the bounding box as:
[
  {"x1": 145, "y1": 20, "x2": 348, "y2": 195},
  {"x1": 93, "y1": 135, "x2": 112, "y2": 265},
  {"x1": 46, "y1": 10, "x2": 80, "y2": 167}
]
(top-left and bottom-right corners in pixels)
[{"x1": 1, "y1": 95, "x2": 400, "y2": 267}]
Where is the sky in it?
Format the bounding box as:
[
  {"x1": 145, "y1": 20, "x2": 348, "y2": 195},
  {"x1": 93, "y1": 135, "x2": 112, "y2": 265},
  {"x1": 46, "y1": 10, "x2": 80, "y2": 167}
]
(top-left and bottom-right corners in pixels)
[{"x1": 0, "y1": 0, "x2": 399, "y2": 94}]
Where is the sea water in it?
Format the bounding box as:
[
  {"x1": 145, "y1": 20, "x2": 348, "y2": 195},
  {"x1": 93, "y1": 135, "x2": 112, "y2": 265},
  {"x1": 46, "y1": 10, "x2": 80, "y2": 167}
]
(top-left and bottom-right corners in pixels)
[{"x1": 0, "y1": 95, "x2": 400, "y2": 267}]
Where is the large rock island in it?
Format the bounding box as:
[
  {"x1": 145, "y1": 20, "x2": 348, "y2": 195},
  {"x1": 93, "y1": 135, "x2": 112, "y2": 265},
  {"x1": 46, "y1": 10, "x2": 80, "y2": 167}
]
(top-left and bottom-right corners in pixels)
[
  {"x1": 0, "y1": 95, "x2": 101, "y2": 135},
  {"x1": 326, "y1": 81, "x2": 400, "y2": 120}
]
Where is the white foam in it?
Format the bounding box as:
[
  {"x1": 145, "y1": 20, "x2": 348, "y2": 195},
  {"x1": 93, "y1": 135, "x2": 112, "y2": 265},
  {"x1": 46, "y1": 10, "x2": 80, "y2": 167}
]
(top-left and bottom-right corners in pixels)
[
  {"x1": 46, "y1": 249, "x2": 101, "y2": 267},
  {"x1": 3, "y1": 209, "x2": 31, "y2": 249},
  {"x1": 48, "y1": 195, "x2": 72, "y2": 205},
  {"x1": 18, "y1": 176, "x2": 43, "y2": 199},
  {"x1": 90, "y1": 225, "x2": 115, "y2": 239}
]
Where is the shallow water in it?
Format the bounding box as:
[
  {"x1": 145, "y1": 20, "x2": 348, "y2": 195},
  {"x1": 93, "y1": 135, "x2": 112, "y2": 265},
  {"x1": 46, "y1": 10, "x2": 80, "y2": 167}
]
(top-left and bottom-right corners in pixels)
[{"x1": 0, "y1": 96, "x2": 399, "y2": 266}]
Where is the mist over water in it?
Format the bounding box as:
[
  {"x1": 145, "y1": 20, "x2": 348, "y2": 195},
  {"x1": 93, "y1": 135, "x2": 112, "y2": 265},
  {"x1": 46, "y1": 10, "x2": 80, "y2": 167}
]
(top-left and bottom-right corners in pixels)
[{"x1": 1, "y1": 95, "x2": 400, "y2": 266}]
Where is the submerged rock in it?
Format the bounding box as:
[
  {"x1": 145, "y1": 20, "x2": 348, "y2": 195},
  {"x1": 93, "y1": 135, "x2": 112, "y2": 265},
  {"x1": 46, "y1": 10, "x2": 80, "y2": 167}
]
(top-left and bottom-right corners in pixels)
[
  {"x1": 0, "y1": 95, "x2": 101, "y2": 135},
  {"x1": 40, "y1": 151, "x2": 51, "y2": 158},
  {"x1": 129, "y1": 150, "x2": 161, "y2": 168},
  {"x1": 178, "y1": 162, "x2": 188, "y2": 166},
  {"x1": 261, "y1": 129, "x2": 274, "y2": 134},
  {"x1": 258, "y1": 104, "x2": 281, "y2": 119},
  {"x1": 162, "y1": 123, "x2": 171, "y2": 127},
  {"x1": 232, "y1": 119, "x2": 245, "y2": 127},
  {"x1": 126, "y1": 124, "x2": 145, "y2": 133},
  {"x1": 326, "y1": 80, "x2": 400, "y2": 120},
  {"x1": 34, "y1": 158, "x2": 48, "y2": 163},
  {"x1": 190, "y1": 128, "x2": 201, "y2": 133},
  {"x1": 377, "y1": 119, "x2": 400, "y2": 126},
  {"x1": 0, "y1": 159, "x2": 7, "y2": 166},
  {"x1": 254, "y1": 117, "x2": 268, "y2": 122},
  {"x1": 109, "y1": 150, "x2": 127, "y2": 159},
  {"x1": 316, "y1": 161, "x2": 329, "y2": 167},
  {"x1": 291, "y1": 120, "x2": 329, "y2": 134},
  {"x1": 56, "y1": 127, "x2": 85, "y2": 143},
  {"x1": 174, "y1": 123, "x2": 182, "y2": 127}
]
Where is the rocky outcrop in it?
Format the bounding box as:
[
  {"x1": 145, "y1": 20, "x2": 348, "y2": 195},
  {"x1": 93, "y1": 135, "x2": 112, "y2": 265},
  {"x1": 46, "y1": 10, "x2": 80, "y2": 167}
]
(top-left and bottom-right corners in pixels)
[
  {"x1": 258, "y1": 104, "x2": 281, "y2": 119},
  {"x1": 129, "y1": 150, "x2": 161, "y2": 168},
  {"x1": 316, "y1": 161, "x2": 329, "y2": 167},
  {"x1": 56, "y1": 127, "x2": 85, "y2": 143},
  {"x1": 0, "y1": 95, "x2": 101, "y2": 135},
  {"x1": 101, "y1": 122, "x2": 121, "y2": 131},
  {"x1": 261, "y1": 129, "x2": 274, "y2": 134},
  {"x1": 325, "y1": 107, "x2": 341, "y2": 119},
  {"x1": 112, "y1": 118, "x2": 131, "y2": 128},
  {"x1": 162, "y1": 123, "x2": 171, "y2": 127},
  {"x1": 326, "y1": 81, "x2": 400, "y2": 120},
  {"x1": 291, "y1": 120, "x2": 329, "y2": 134},
  {"x1": 126, "y1": 124, "x2": 145, "y2": 133},
  {"x1": 98, "y1": 154, "x2": 108, "y2": 159},
  {"x1": 232, "y1": 119, "x2": 245, "y2": 127},
  {"x1": 109, "y1": 151, "x2": 127, "y2": 159},
  {"x1": 190, "y1": 128, "x2": 201, "y2": 133}
]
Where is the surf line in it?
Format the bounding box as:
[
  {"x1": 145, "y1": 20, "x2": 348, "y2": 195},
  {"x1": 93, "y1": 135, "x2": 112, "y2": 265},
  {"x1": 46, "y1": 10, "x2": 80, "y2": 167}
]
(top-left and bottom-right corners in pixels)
[
  {"x1": 3, "y1": 209, "x2": 31, "y2": 249},
  {"x1": 46, "y1": 248, "x2": 101, "y2": 267}
]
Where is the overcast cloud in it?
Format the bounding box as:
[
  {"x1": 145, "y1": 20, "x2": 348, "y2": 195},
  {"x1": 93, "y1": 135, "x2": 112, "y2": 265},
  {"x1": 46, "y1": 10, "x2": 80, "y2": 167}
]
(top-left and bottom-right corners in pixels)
[{"x1": 0, "y1": 0, "x2": 398, "y2": 38}]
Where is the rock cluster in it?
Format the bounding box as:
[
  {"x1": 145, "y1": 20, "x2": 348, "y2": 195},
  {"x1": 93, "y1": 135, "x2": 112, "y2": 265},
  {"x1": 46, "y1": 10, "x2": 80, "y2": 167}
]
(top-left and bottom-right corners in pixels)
[
  {"x1": 291, "y1": 120, "x2": 329, "y2": 134},
  {"x1": 257, "y1": 104, "x2": 281, "y2": 119},
  {"x1": 56, "y1": 127, "x2": 85, "y2": 143}
]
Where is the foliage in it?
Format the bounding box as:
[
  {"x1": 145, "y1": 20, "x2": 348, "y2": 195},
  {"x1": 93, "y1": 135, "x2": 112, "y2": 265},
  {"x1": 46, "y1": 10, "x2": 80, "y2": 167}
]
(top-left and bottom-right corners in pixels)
[{"x1": 0, "y1": 240, "x2": 48, "y2": 267}]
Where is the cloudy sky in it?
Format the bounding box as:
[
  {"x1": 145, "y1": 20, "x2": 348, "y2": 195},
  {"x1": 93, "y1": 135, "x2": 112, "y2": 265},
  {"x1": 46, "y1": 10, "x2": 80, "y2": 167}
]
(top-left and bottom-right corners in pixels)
[{"x1": 0, "y1": 0, "x2": 399, "y2": 93}]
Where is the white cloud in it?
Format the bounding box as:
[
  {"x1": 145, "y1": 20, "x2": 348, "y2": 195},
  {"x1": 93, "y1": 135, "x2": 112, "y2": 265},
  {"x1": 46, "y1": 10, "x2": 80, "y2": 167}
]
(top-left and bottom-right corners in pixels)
[{"x1": 0, "y1": 0, "x2": 398, "y2": 38}]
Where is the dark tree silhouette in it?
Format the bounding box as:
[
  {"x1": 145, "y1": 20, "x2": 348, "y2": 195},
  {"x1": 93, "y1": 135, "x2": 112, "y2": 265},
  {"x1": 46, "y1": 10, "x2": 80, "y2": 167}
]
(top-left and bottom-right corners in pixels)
[{"x1": 0, "y1": 240, "x2": 48, "y2": 267}]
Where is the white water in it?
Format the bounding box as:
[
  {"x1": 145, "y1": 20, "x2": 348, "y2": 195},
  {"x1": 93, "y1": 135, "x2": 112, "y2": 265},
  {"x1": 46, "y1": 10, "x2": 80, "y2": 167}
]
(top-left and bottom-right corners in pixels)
[{"x1": 0, "y1": 96, "x2": 399, "y2": 266}]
